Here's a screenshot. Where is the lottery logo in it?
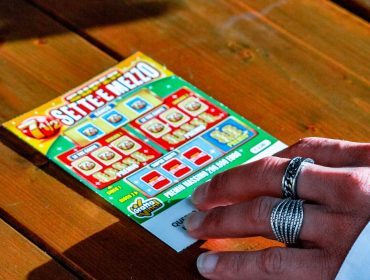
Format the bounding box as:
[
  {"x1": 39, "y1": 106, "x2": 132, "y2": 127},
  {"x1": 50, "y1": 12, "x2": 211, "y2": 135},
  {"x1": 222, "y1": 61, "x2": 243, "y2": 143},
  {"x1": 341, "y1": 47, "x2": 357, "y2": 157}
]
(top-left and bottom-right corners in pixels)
[
  {"x1": 141, "y1": 119, "x2": 171, "y2": 138},
  {"x1": 178, "y1": 97, "x2": 208, "y2": 116},
  {"x1": 159, "y1": 108, "x2": 190, "y2": 127},
  {"x1": 141, "y1": 170, "x2": 171, "y2": 190},
  {"x1": 71, "y1": 156, "x2": 102, "y2": 176},
  {"x1": 91, "y1": 147, "x2": 122, "y2": 166},
  {"x1": 128, "y1": 197, "x2": 164, "y2": 218},
  {"x1": 182, "y1": 147, "x2": 212, "y2": 166},
  {"x1": 162, "y1": 159, "x2": 191, "y2": 178},
  {"x1": 18, "y1": 116, "x2": 61, "y2": 139},
  {"x1": 77, "y1": 123, "x2": 104, "y2": 141},
  {"x1": 111, "y1": 135, "x2": 141, "y2": 155}
]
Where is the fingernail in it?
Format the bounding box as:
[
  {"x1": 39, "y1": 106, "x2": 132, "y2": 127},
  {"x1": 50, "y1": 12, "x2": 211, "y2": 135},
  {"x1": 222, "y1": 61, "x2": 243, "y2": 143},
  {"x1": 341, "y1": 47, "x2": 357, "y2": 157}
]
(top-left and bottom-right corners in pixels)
[
  {"x1": 197, "y1": 253, "x2": 218, "y2": 275},
  {"x1": 184, "y1": 211, "x2": 206, "y2": 231},
  {"x1": 192, "y1": 181, "x2": 210, "y2": 205}
]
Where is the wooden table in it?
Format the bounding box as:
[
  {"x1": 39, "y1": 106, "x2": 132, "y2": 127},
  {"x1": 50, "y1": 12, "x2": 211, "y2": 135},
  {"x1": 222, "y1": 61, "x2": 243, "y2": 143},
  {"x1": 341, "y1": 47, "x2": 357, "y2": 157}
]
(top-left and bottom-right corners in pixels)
[{"x1": 1, "y1": 1, "x2": 369, "y2": 279}]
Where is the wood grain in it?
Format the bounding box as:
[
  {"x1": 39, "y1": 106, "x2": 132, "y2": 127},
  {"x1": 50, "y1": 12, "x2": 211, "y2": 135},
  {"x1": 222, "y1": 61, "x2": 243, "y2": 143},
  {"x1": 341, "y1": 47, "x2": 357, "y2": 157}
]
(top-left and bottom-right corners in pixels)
[
  {"x1": 0, "y1": 219, "x2": 76, "y2": 280},
  {"x1": 233, "y1": 0, "x2": 370, "y2": 80},
  {"x1": 30, "y1": 0, "x2": 370, "y2": 143}
]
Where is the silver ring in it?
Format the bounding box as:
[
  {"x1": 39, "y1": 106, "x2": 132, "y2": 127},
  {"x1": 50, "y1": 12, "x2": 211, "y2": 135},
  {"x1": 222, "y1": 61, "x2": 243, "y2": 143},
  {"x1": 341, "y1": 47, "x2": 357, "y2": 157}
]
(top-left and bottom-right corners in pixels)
[
  {"x1": 270, "y1": 198, "x2": 304, "y2": 245},
  {"x1": 281, "y1": 157, "x2": 314, "y2": 199}
]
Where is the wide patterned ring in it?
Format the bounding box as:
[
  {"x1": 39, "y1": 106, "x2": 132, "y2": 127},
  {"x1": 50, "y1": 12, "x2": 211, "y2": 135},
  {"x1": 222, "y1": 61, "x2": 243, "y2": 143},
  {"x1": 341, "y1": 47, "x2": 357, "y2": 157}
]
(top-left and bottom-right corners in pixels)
[{"x1": 270, "y1": 198, "x2": 305, "y2": 245}]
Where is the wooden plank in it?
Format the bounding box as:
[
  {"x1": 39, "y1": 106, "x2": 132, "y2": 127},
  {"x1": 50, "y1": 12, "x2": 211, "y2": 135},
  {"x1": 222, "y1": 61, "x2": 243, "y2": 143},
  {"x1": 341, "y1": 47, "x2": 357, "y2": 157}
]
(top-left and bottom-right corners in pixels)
[
  {"x1": 30, "y1": 0, "x2": 370, "y2": 143},
  {"x1": 31, "y1": 0, "x2": 370, "y2": 80},
  {"x1": 0, "y1": 0, "x2": 369, "y2": 279},
  {"x1": 0, "y1": 219, "x2": 76, "y2": 280},
  {"x1": 0, "y1": 1, "x2": 202, "y2": 279},
  {"x1": 29, "y1": 0, "x2": 370, "y2": 81},
  {"x1": 232, "y1": 0, "x2": 370, "y2": 80},
  {"x1": 332, "y1": 0, "x2": 370, "y2": 21}
]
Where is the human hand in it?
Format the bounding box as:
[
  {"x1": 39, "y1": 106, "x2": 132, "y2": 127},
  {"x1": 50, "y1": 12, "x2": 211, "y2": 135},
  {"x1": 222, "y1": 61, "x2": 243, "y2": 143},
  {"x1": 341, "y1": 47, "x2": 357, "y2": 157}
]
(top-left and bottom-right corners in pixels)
[{"x1": 185, "y1": 137, "x2": 370, "y2": 279}]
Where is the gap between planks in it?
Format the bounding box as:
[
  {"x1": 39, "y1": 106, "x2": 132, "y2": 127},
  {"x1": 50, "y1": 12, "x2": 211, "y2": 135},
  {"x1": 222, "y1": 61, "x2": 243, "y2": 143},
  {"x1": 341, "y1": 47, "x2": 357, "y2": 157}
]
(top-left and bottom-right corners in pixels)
[
  {"x1": 25, "y1": 0, "x2": 124, "y2": 61},
  {"x1": 0, "y1": 207, "x2": 92, "y2": 279},
  {"x1": 0, "y1": 217, "x2": 81, "y2": 279}
]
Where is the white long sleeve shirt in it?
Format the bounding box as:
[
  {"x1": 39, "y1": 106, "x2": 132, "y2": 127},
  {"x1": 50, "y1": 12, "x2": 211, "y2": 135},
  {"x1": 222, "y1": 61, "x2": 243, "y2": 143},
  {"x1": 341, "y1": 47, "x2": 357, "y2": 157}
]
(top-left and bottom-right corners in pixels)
[{"x1": 335, "y1": 222, "x2": 370, "y2": 279}]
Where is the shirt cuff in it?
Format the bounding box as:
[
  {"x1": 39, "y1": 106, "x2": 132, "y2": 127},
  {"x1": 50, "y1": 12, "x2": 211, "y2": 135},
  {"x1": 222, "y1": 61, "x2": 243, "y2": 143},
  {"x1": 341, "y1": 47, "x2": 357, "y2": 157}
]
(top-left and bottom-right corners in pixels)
[{"x1": 336, "y1": 221, "x2": 370, "y2": 280}]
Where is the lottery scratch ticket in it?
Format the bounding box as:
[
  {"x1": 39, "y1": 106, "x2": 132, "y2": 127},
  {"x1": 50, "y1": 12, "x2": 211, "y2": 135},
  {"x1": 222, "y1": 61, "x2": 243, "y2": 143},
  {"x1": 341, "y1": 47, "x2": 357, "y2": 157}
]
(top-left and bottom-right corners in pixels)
[{"x1": 3, "y1": 53, "x2": 286, "y2": 251}]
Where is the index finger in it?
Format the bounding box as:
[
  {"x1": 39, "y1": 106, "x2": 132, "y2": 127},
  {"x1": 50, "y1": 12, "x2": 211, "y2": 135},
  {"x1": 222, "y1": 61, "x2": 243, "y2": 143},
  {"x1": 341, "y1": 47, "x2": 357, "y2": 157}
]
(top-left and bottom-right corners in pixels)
[
  {"x1": 191, "y1": 156, "x2": 335, "y2": 210},
  {"x1": 275, "y1": 137, "x2": 370, "y2": 167}
]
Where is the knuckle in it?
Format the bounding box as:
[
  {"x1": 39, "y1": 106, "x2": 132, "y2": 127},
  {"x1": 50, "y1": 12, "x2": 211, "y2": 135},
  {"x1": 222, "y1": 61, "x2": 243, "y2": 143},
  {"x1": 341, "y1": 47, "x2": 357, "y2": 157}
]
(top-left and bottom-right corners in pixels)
[
  {"x1": 295, "y1": 137, "x2": 331, "y2": 152},
  {"x1": 205, "y1": 208, "x2": 225, "y2": 230},
  {"x1": 250, "y1": 197, "x2": 272, "y2": 225},
  {"x1": 217, "y1": 253, "x2": 249, "y2": 277},
  {"x1": 258, "y1": 156, "x2": 277, "y2": 168},
  {"x1": 258, "y1": 248, "x2": 284, "y2": 275},
  {"x1": 210, "y1": 172, "x2": 229, "y2": 193},
  {"x1": 321, "y1": 250, "x2": 344, "y2": 280},
  {"x1": 354, "y1": 145, "x2": 370, "y2": 166},
  {"x1": 257, "y1": 156, "x2": 280, "y2": 179},
  {"x1": 297, "y1": 137, "x2": 322, "y2": 148},
  {"x1": 229, "y1": 254, "x2": 248, "y2": 276},
  {"x1": 335, "y1": 168, "x2": 370, "y2": 210},
  {"x1": 360, "y1": 145, "x2": 370, "y2": 163},
  {"x1": 341, "y1": 168, "x2": 369, "y2": 190},
  {"x1": 202, "y1": 172, "x2": 229, "y2": 203}
]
